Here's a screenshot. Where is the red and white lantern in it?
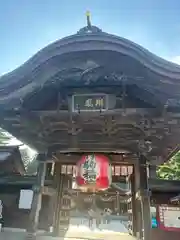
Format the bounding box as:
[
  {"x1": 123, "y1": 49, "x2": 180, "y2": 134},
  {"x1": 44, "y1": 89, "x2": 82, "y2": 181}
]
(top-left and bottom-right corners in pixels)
[{"x1": 75, "y1": 154, "x2": 112, "y2": 192}]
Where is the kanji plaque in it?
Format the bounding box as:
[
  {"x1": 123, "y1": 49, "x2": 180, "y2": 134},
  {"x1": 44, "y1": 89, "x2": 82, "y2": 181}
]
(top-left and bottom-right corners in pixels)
[{"x1": 72, "y1": 94, "x2": 108, "y2": 112}]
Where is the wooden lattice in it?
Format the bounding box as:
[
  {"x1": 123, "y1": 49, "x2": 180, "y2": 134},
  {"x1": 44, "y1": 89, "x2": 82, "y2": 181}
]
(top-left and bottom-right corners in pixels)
[{"x1": 61, "y1": 164, "x2": 133, "y2": 176}]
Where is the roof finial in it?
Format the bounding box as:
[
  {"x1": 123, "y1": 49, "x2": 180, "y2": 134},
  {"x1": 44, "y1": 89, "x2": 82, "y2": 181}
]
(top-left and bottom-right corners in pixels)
[
  {"x1": 86, "y1": 11, "x2": 92, "y2": 29},
  {"x1": 77, "y1": 11, "x2": 102, "y2": 34}
]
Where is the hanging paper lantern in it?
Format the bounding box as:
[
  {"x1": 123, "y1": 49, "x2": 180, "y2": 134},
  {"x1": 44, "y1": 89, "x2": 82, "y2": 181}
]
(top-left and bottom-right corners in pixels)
[{"x1": 75, "y1": 154, "x2": 112, "y2": 192}]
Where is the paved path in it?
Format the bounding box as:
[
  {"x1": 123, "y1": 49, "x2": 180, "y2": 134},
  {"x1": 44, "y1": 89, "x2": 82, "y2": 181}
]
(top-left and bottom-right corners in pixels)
[
  {"x1": 0, "y1": 219, "x2": 135, "y2": 240},
  {"x1": 0, "y1": 232, "x2": 135, "y2": 240}
]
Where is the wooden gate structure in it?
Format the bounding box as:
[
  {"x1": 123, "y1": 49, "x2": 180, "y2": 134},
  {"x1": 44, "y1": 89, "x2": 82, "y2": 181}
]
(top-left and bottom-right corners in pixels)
[
  {"x1": 52, "y1": 161, "x2": 132, "y2": 235},
  {"x1": 1, "y1": 15, "x2": 180, "y2": 240}
]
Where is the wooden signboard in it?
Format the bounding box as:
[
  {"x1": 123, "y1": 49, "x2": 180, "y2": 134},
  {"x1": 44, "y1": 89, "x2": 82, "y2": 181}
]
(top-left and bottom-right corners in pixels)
[
  {"x1": 18, "y1": 189, "x2": 33, "y2": 209},
  {"x1": 157, "y1": 205, "x2": 180, "y2": 231},
  {"x1": 72, "y1": 94, "x2": 108, "y2": 112}
]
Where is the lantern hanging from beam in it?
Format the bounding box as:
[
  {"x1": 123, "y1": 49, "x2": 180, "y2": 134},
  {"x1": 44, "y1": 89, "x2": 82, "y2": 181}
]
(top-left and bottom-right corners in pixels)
[{"x1": 75, "y1": 154, "x2": 112, "y2": 192}]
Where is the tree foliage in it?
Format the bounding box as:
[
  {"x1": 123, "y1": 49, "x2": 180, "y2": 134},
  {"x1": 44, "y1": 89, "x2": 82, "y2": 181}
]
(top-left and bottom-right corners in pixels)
[{"x1": 157, "y1": 151, "x2": 180, "y2": 180}]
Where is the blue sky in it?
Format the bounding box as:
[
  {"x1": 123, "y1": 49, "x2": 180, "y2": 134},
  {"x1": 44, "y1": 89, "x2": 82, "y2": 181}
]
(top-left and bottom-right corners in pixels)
[{"x1": 1, "y1": 0, "x2": 180, "y2": 75}]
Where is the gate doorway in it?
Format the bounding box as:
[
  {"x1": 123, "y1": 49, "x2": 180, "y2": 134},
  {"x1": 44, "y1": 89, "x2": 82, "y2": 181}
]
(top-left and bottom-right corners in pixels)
[{"x1": 52, "y1": 159, "x2": 133, "y2": 235}]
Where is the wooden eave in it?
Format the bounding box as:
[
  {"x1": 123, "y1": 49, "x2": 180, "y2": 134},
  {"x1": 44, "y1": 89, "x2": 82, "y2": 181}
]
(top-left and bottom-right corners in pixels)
[
  {"x1": 0, "y1": 145, "x2": 26, "y2": 175},
  {"x1": 0, "y1": 28, "x2": 180, "y2": 160},
  {"x1": 166, "y1": 144, "x2": 180, "y2": 161}
]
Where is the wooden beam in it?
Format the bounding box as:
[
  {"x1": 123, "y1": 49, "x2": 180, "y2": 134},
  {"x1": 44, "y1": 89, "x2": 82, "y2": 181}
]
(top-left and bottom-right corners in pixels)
[
  {"x1": 42, "y1": 186, "x2": 56, "y2": 196},
  {"x1": 31, "y1": 108, "x2": 158, "y2": 117},
  {"x1": 47, "y1": 141, "x2": 138, "y2": 153},
  {"x1": 0, "y1": 175, "x2": 52, "y2": 186},
  {"x1": 149, "y1": 178, "x2": 180, "y2": 192}
]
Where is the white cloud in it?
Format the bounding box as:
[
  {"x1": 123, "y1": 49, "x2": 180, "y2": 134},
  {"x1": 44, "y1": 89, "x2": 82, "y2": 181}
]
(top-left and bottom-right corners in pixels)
[{"x1": 169, "y1": 56, "x2": 180, "y2": 65}]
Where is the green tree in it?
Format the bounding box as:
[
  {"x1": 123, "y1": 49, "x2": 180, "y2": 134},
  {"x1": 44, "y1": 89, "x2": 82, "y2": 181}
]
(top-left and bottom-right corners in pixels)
[{"x1": 157, "y1": 151, "x2": 180, "y2": 180}]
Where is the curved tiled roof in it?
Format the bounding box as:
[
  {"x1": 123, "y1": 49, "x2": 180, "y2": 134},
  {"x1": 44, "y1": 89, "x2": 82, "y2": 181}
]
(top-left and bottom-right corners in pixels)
[{"x1": 0, "y1": 29, "x2": 180, "y2": 105}]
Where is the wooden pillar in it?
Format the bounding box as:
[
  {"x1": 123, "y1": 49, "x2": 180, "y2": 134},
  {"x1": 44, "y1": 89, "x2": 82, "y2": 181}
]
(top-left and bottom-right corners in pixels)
[
  {"x1": 52, "y1": 163, "x2": 72, "y2": 237},
  {"x1": 139, "y1": 154, "x2": 151, "y2": 240},
  {"x1": 130, "y1": 168, "x2": 138, "y2": 237},
  {"x1": 137, "y1": 199, "x2": 143, "y2": 239},
  {"x1": 26, "y1": 154, "x2": 47, "y2": 239},
  {"x1": 46, "y1": 163, "x2": 53, "y2": 178},
  {"x1": 52, "y1": 162, "x2": 61, "y2": 236},
  {"x1": 149, "y1": 165, "x2": 157, "y2": 178},
  {"x1": 134, "y1": 162, "x2": 143, "y2": 240},
  {"x1": 45, "y1": 161, "x2": 54, "y2": 232}
]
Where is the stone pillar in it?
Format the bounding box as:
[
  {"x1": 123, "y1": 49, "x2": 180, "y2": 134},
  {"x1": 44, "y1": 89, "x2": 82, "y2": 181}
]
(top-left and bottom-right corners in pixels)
[{"x1": 26, "y1": 153, "x2": 47, "y2": 239}]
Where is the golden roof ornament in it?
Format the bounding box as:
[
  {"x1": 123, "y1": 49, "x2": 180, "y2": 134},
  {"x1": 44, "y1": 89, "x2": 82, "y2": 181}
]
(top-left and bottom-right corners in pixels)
[
  {"x1": 86, "y1": 11, "x2": 92, "y2": 29},
  {"x1": 77, "y1": 11, "x2": 102, "y2": 34}
]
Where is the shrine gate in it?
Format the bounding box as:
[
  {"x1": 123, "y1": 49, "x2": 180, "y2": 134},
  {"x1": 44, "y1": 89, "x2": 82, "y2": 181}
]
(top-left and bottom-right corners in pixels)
[{"x1": 1, "y1": 15, "x2": 180, "y2": 240}]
